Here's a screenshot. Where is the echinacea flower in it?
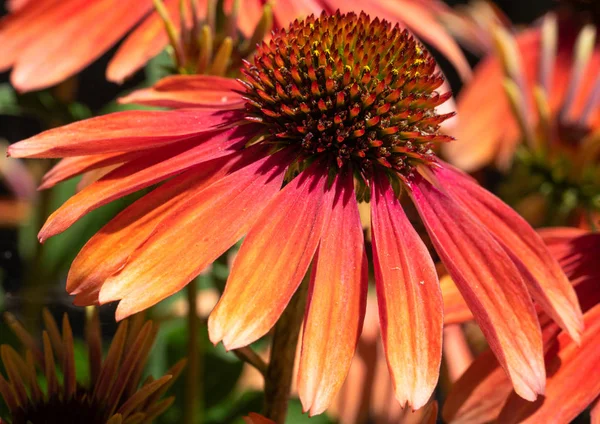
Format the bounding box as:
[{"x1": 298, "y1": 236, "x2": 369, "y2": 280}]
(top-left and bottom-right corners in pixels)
[
  {"x1": 7, "y1": 11, "x2": 582, "y2": 415},
  {"x1": 443, "y1": 228, "x2": 600, "y2": 424},
  {"x1": 0, "y1": 0, "x2": 469, "y2": 92},
  {"x1": 0, "y1": 309, "x2": 185, "y2": 424},
  {"x1": 445, "y1": 6, "x2": 600, "y2": 173}
]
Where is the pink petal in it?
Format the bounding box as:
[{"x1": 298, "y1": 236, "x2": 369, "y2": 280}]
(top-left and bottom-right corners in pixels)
[
  {"x1": 38, "y1": 125, "x2": 256, "y2": 241},
  {"x1": 208, "y1": 161, "x2": 334, "y2": 350},
  {"x1": 407, "y1": 173, "x2": 545, "y2": 401},
  {"x1": 298, "y1": 170, "x2": 368, "y2": 416},
  {"x1": 370, "y1": 172, "x2": 443, "y2": 409},
  {"x1": 7, "y1": 109, "x2": 243, "y2": 158},
  {"x1": 118, "y1": 75, "x2": 245, "y2": 109}
]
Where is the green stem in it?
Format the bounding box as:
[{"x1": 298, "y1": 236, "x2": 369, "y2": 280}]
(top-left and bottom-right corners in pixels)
[
  {"x1": 263, "y1": 281, "x2": 307, "y2": 423},
  {"x1": 184, "y1": 280, "x2": 202, "y2": 424}
]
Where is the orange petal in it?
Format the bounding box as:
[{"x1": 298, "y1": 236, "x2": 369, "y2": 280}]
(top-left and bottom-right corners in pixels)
[
  {"x1": 243, "y1": 413, "x2": 275, "y2": 424},
  {"x1": 443, "y1": 349, "x2": 512, "y2": 424},
  {"x1": 118, "y1": 75, "x2": 245, "y2": 109},
  {"x1": 38, "y1": 125, "x2": 255, "y2": 241},
  {"x1": 208, "y1": 161, "x2": 334, "y2": 350},
  {"x1": 298, "y1": 170, "x2": 368, "y2": 416},
  {"x1": 107, "y1": 0, "x2": 183, "y2": 83},
  {"x1": 271, "y1": 0, "x2": 323, "y2": 27},
  {"x1": 100, "y1": 150, "x2": 291, "y2": 320},
  {"x1": 499, "y1": 304, "x2": 600, "y2": 424},
  {"x1": 370, "y1": 172, "x2": 443, "y2": 410},
  {"x1": 435, "y1": 164, "x2": 583, "y2": 342},
  {"x1": 8, "y1": 109, "x2": 242, "y2": 158},
  {"x1": 67, "y1": 151, "x2": 255, "y2": 303},
  {"x1": 408, "y1": 173, "x2": 545, "y2": 401},
  {"x1": 11, "y1": 0, "x2": 154, "y2": 92},
  {"x1": 440, "y1": 274, "x2": 473, "y2": 325}
]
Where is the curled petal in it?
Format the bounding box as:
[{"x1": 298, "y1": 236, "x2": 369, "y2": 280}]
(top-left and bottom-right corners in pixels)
[
  {"x1": 298, "y1": 170, "x2": 368, "y2": 416},
  {"x1": 371, "y1": 172, "x2": 443, "y2": 410},
  {"x1": 408, "y1": 173, "x2": 545, "y2": 401},
  {"x1": 8, "y1": 109, "x2": 243, "y2": 158},
  {"x1": 209, "y1": 161, "x2": 334, "y2": 350},
  {"x1": 435, "y1": 163, "x2": 583, "y2": 342}
]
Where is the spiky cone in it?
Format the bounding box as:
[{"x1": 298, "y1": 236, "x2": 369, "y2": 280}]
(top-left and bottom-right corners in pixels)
[
  {"x1": 0, "y1": 0, "x2": 470, "y2": 92},
  {"x1": 0, "y1": 309, "x2": 185, "y2": 424},
  {"x1": 6, "y1": 11, "x2": 583, "y2": 416},
  {"x1": 443, "y1": 228, "x2": 600, "y2": 424},
  {"x1": 444, "y1": 5, "x2": 600, "y2": 180}
]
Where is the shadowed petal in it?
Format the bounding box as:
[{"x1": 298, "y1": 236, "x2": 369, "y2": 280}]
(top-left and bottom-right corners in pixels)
[
  {"x1": 209, "y1": 162, "x2": 334, "y2": 350},
  {"x1": 499, "y1": 304, "x2": 600, "y2": 424},
  {"x1": 38, "y1": 126, "x2": 257, "y2": 241},
  {"x1": 298, "y1": 170, "x2": 368, "y2": 416},
  {"x1": 371, "y1": 172, "x2": 443, "y2": 410},
  {"x1": 119, "y1": 75, "x2": 245, "y2": 109},
  {"x1": 11, "y1": 0, "x2": 154, "y2": 92},
  {"x1": 102, "y1": 150, "x2": 291, "y2": 320},
  {"x1": 441, "y1": 274, "x2": 473, "y2": 325},
  {"x1": 407, "y1": 173, "x2": 545, "y2": 401},
  {"x1": 7, "y1": 109, "x2": 243, "y2": 158},
  {"x1": 435, "y1": 164, "x2": 583, "y2": 342},
  {"x1": 67, "y1": 151, "x2": 258, "y2": 304}
]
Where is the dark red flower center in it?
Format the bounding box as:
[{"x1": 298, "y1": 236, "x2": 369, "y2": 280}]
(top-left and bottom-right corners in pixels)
[{"x1": 240, "y1": 11, "x2": 454, "y2": 178}]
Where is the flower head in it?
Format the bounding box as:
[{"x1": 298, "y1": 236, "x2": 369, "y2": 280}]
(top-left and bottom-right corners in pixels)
[
  {"x1": 0, "y1": 309, "x2": 185, "y2": 424},
  {"x1": 7, "y1": 11, "x2": 582, "y2": 416}
]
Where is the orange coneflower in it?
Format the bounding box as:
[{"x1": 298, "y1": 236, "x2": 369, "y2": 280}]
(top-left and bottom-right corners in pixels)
[
  {"x1": 445, "y1": 3, "x2": 600, "y2": 173},
  {"x1": 7, "y1": 11, "x2": 582, "y2": 415},
  {"x1": 0, "y1": 0, "x2": 469, "y2": 92},
  {"x1": 443, "y1": 228, "x2": 600, "y2": 424},
  {"x1": 0, "y1": 309, "x2": 185, "y2": 424}
]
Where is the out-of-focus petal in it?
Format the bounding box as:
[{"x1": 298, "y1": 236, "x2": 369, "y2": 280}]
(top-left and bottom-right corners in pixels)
[
  {"x1": 38, "y1": 125, "x2": 255, "y2": 241},
  {"x1": 408, "y1": 173, "x2": 545, "y2": 401},
  {"x1": 118, "y1": 75, "x2": 245, "y2": 109},
  {"x1": 443, "y1": 349, "x2": 512, "y2": 424},
  {"x1": 371, "y1": 173, "x2": 443, "y2": 410},
  {"x1": 441, "y1": 274, "x2": 473, "y2": 325},
  {"x1": 11, "y1": 0, "x2": 154, "y2": 92},
  {"x1": 298, "y1": 170, "x2": 368, "y2": 416},
  {"x1": 67, "y1": 151, "x2": 256, "y2": 304},
  {"x1": 243, "y1": 413, "x2": 275, "y2": 424},
  {"x1": 435, "y1": 164, "x2": 583, "y2": 342},
  {"x1": 7, "y1": 109, "x2": 243, "y2": 158},
  {"x1": 499, "y1": 304, "x2": 600, "y2": 424},
  {"x1": 107, "y1": 0, "x2": 185, "y2": 83},
  {"x1": 101, "y1": 150, "x2": 290, "y2": 320},
  {"x1": 209, "y1": 162, "x2": 334, "y2": 350},
  {"x1": 271, "y1": 0, "x2": 323, "y2": 27}
]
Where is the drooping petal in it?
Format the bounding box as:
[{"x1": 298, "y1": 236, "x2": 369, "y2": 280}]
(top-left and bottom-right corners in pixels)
[
  {"x1": 67, "y1": 151, "x2": 256, "y2": 303},
  {"x1": 39, "y1": 153, "x2": 145, "y2": 190},
  {"x1": 435, "y1": 163, "x2": 583, "y2": 342},
  {"x1": 7, "y1": 109, "x2": 243, "y2": 158},
  {"x1": 370, "y1": 172, "x2": 443, "y2": 410},
  {"x1": 499, "y1": 304, "x2": 600, "y2": 424},
  {"x1": 118, "y1": 75, "x2": 245, "y2": 109},
  {"x1": 407, "y1": 173, "x2": 545, "y2": 401},
  {"x1": 208, "y1": 161, "x2": 334, "y2": 350},
  {"x1": 38, "y1": 125, "x2": 256, "y2": 241},
  {"x1": 11, "y1": 0, "x2": 154, "y2": 92},
  {"x1": 106, "y1": 0, "x2": 186, "y2": 83},
  {"x1": 270, "y1": 0, "x2": 323, "y2": 27},
  {"x1": 298, "y1": 170, "x2": 368, "y2": 416},
  {"x1": 100, "y1": 150, "x2": 291, "y2": 320}
]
